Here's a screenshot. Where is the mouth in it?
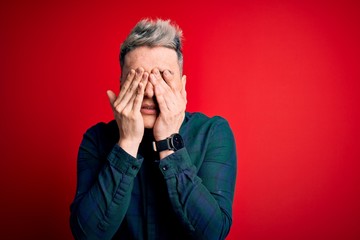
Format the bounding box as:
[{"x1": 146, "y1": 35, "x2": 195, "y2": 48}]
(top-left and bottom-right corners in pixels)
[{"x1": 140, "y1": 103, "x2": 159, "y2": 115}]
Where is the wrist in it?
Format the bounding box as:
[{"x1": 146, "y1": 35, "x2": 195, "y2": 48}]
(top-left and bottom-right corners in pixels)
[
  {"x1": 154, "y1": 129, "x2": 180, "y2": 142},
  {"x1": 159, "y1": 150, "x2": 175, "y2": 160},
  {"x1": 118, "y1": 139, "x2": 140, "y2": 158},
  {"x1": 154, "y1": 133, "x2": 175, "y2": 142},
  {"x1": 153, "y1": 133, "x2": 184, "y2": 154}
]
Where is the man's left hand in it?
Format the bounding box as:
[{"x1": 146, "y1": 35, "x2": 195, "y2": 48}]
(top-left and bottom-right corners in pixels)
[{"x1": 149, "y1": 68, "x2": 187, "y2": 142}]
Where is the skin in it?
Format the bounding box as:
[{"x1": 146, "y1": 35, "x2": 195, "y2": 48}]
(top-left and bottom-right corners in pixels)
[{"x1": 107, "y1": 46, "x2": 187, "y2": 159}]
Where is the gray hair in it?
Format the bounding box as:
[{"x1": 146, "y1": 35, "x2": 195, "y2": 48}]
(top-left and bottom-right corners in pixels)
[{"x1": 119, "y1": 18, "x2": 183, "y2": 73}]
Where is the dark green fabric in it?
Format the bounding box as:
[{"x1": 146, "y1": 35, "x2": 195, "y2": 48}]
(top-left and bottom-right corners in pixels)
[{"x1": 70, "y1": 112, "x2": 237, "y2": 240}]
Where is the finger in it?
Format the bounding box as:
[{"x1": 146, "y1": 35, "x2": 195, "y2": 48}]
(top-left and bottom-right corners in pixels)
[
  {"x1": 114, "y1": 69, "x2": 135, "y2": 107},
  {"x1": 116, "y1": 68, "x2": 143, "y2": 105},
  {"x1": 107, "y1": 90, "x2": 117, "y2": 107},
  {"x1": 115, "y1": 68, "x2": 144, "y2": 109},
  {"x1": 144, "y1": 80, "x2": 154, "y2": 97},
  {"x1": 121, "y1": 75, "x2": 142, "y2": 113},
  {"x1": 153, "y1": 73, "x2": 185, "y2": 113},
  {"x1": 162, "y1": 69, "x2": 176, "y2": 90},
  {"x1": 150, "y1": 73, "x2": 171, "y2": 112},
  {"x1": 154, "y1": 69, "x2": 179, "y2": 101},
  {"x1": 118, "y1": 69, "x2": 136, "y2": 101},
  {"x1": 150, "y1": 69, "x2": 172, "y2": 94},
  {"x1": 133, "y1": 72, "x2": 148, "y2": 112},
  {"x1": 122, "y1": 91, "x2": 137, "y2": 115},
  {"x1": 152, "y1": 69, "x2": 182, "y2": 111},
  {"x1": 128, "y1": 68, "x2": 144, "y2": 93}
]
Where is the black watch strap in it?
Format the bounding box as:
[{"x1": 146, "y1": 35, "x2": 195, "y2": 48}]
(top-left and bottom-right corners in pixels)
[
  {"x1": 153, "y1": 138, "x2": 170, "y2": 152},
  {"x1": 153, "y1": 134, "x2": 184, "y2": 152}
]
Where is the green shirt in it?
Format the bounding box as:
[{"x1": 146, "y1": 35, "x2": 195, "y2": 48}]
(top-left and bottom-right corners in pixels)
[{"x1": 70, "y1": 112, "x2": 237, "y2": 239}]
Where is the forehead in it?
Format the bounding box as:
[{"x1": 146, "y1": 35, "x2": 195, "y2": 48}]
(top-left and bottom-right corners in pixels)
[{"x1": 123, "y1": 46, "x2": 179, "y2": 73}]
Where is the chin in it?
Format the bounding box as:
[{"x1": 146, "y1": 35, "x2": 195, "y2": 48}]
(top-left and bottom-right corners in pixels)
[{"x1": 143, "y1": 115, "x2": 156, "y2": 129}]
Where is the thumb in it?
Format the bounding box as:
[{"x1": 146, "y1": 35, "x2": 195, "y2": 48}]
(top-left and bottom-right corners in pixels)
[{"x1": 106, "y1": 90, "x2": 116, "y2": 106}]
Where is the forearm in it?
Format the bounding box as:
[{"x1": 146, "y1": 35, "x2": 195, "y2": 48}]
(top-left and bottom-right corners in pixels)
[
  {"x1": 70, "y1": 144, "x2": 143, "y2": 240},
  {"x1": 159, "y1": 149, "x2": 235, "y2": 240}
]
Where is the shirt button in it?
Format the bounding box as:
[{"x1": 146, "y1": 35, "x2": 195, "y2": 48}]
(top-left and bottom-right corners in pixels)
[
  {"x1": 132, "y1": 166, "x2": 138, "y2": 170},
  {"x1": 162, "y1": 166, "x2": 168, "y2": 171}
]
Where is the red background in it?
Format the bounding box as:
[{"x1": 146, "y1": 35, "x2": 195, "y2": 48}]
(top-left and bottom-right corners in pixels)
[{"x1": 1, "y1": 0, "x2": 360, "y2": 239}]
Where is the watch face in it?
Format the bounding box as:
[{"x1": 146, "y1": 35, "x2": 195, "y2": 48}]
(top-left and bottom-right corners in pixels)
[{"x1": 171, "y1": 134, "x2": 184, "y2": 150}]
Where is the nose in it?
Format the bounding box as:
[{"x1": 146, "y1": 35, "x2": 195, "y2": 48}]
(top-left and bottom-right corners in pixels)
[{"x1": 144, "y1": 81, "x2": 154, "y2": 98}]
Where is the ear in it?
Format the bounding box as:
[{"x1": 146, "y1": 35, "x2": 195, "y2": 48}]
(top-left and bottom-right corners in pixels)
[
  {"x1": 181, "y1": 75, "x2": 187, "y2": 99},
  {"x1": 181, "y1": 75, "x2": 187, "y2": 89}
]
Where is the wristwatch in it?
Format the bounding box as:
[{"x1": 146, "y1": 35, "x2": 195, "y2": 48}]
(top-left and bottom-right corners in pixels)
[{"x1": 153, "y1": 134, "x2": 184, "y2": 152}]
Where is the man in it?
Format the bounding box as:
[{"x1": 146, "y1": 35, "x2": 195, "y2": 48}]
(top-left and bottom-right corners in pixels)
[{"x1": 70, "y1": 18, "x2": 237, "y2": 240}]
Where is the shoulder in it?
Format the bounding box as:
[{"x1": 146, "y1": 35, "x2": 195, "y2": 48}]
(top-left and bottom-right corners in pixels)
[
  {"x1": 82, "y1": 120, "x2": 119, "y2": 149},
  {"x1": 183, "y1": 112, "x2": 231, "y2": 130},
  {"x1": 181, "y1": 112, "x2": 236, "y2": 169},
  {"x1": 85, "y1": 120, "x2": 117, "y2": 136},
  {"x1": 181, "y1": 112, "x2": 234, "y2": 140}
]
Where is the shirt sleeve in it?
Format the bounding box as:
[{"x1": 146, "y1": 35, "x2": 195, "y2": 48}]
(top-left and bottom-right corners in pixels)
[
  {"x1": 70, "y1": 126, "x2": 143, "y2": 240},
  {"x1": 158, "y1": 118, "x2": 237, "y2": 240}
]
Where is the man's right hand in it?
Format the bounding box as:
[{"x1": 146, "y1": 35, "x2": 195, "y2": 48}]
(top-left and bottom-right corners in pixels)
[{"x1": 107, "y1": 67, "x2": 148, "y2": 157}]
